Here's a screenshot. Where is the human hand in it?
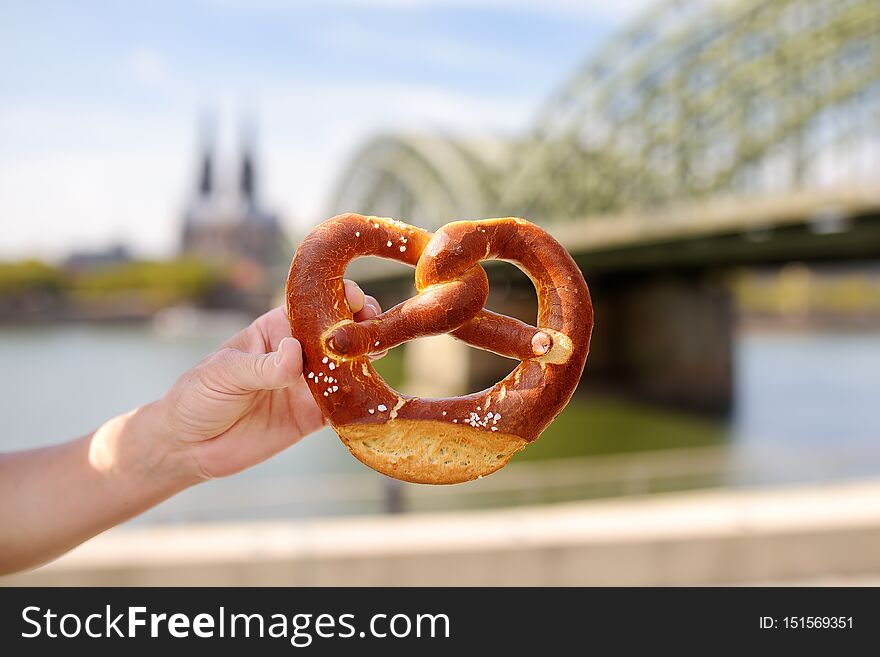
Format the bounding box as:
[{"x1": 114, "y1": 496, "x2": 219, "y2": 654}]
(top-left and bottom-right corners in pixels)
[
  {"x1": 155, "y1": 280, "x2": 383, "y2": 481},
  {"x1": 0, "y1": 283, "x2": 387, "y2": 575}
]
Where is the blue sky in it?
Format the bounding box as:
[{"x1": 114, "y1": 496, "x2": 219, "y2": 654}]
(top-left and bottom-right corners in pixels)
[{"x1": 0, "y1": 0, "x2": 651, "y2": 259}]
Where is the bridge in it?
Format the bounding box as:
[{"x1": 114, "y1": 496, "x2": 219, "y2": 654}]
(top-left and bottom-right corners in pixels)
[{"x1": 326, "y1": 0, "x2": 880, "y2": 413}]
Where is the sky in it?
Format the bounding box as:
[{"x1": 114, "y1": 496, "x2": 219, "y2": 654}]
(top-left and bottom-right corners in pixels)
[{"x1": 0, "y1": 0, "x2": 653, "y2": 260}]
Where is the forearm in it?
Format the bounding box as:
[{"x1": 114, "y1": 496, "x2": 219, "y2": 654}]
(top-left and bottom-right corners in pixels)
[{"x1": 0, "y1": 401, "x2": 197, "y2": 575}]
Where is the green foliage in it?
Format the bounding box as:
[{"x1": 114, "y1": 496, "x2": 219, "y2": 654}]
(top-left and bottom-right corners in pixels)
[
  {"x1": 733, "y1": 268, "x2": 880, "y2": 315},
  {"x1": 71, "y1": 258, "x2": 222, "y2": 305},
  {"x1": 0, "y1": 257, "x2": 224, "y2": 307},
  {"x1": 514, "y1": 398, "x2": 727, "y2": 462},
  {"x1": 0, "y1": 260, "x2": 63, "y2": 294},
  {"x1": 370, "y1": 344, "x2": 406, "y2": 389}
]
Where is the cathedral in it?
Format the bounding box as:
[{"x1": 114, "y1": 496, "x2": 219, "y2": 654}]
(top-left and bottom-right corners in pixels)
[{"x1": 181, "y1": 121, "x2": 288, "y2": 270}]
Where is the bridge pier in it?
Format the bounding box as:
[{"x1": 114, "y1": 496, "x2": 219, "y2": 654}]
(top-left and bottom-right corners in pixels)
[{"x1": 587, "y1": 271, "x2": 734, "y2": 415}]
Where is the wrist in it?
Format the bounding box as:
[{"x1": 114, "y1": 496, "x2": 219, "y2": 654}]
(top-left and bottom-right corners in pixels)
[{"x1": 89, "y1": 399, "x2": 201, "y2": 503}]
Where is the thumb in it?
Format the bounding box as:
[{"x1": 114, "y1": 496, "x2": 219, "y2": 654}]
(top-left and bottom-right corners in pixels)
[{"x1": 206, "y1": 337, "x2": 304, "y2": 393}]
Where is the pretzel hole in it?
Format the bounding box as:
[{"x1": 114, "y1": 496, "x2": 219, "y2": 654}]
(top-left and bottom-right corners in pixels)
[
  {"x1": 344, "y1": 257, "x2": 416, "y2": 311},
  {"x1": 471, "y1": 260, "x2": 543, "y2": 388},
  {"x1": 482, "y1": 261, "x2": 538, "y2": 325}
]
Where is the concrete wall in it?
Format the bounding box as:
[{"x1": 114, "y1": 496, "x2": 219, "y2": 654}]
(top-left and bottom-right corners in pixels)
[{"x1": 5, "y1": 480, "x2": 880, "y2": 586}]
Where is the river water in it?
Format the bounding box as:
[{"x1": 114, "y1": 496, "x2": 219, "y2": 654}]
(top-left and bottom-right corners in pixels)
[{"x1": 1, "y1": 321, "x2": 878, "y2": 522}]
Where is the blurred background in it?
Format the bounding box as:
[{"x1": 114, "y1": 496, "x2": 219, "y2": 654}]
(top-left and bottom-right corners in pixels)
[{"x1": 2, "y1": 0, "x2": 880, "y2": 585}]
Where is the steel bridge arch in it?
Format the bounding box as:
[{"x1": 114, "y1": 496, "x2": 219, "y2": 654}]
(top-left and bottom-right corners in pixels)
[
  {"x1": 327, "y1": 135, "x2": 512, "y2": 229},
  {"x1": 510, "y1": 0, "x2": 880, "y2": 219},
  {"x1": 328, "y1": 0, "x2": 880, "y2": 225}
]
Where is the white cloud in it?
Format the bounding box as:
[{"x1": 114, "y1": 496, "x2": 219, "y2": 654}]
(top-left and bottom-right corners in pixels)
[
  {"x1": 129, "y1": 48, "x2": 169, "y2": 87},
  {"x1": 207, "y1": 0, "x2": 652, "y2": 23},
  {"x1": 2, "y1": 0, "x2": 651, "y2": 258},
  {"x1": 0, "y1": 151, "x2": 187, "y2": 258},
  {"x1": 253, "y1": 80, "x2": 535, "y2": 230},
  {"x1": 0, "y1": 104, "x2": 192, "y2": 260},
  {"x1": 0, "y1": 80, "x2": 534, "y2": 259},
  {"x1": 314, "y1": 21, "x2": 546, "y2": 78},
  {"x1": 373, "y1": 0, "x2": 652, "y2": 21}
]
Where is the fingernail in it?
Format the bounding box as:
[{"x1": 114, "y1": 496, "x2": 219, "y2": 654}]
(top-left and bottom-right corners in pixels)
[
  {"x1": 344, "y1": 282, "x2": 365, "y2": 313},
  {"x1": 531, "y1": 331, "x2": 552, "y2": 356}
]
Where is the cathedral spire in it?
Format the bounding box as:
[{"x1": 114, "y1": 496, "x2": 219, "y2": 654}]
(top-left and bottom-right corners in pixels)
[
  {"x1": 198, "y1": 149, "x2": 213, "y2": 196},
  {"x1": 181, "y1": 111, "x2": 283, "y2": 265},
  {"x1": 240, "y1": 118, "x2": 256, "y2": 202},
  {"x1": 198, "y1": 112, "x2": 215, "y2": 197}
]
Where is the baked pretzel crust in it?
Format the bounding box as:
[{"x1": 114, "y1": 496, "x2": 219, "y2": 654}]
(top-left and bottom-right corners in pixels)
[{"x1": 286, "y1": 214, "x2": 593, "y2": 484}]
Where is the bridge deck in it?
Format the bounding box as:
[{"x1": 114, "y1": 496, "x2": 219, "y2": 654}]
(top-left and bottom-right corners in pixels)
[{"x1": 345, "y1": 187, "x2": 880, "y2": 280}]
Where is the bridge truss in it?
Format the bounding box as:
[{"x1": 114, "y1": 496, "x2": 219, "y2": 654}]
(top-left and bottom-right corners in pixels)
[{"x1": 329, "y1": 0, "x2": 880, "y2": 227}]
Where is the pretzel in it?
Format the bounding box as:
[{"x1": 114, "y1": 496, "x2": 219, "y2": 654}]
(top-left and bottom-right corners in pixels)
[{"x1": 286, "y1": 213, "x2": 593, "y2": 484}]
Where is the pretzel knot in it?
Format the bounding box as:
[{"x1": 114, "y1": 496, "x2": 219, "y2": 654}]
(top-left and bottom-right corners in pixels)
[{"x1": 287, "y1": 213, "x2": 593, "y2": 484}]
